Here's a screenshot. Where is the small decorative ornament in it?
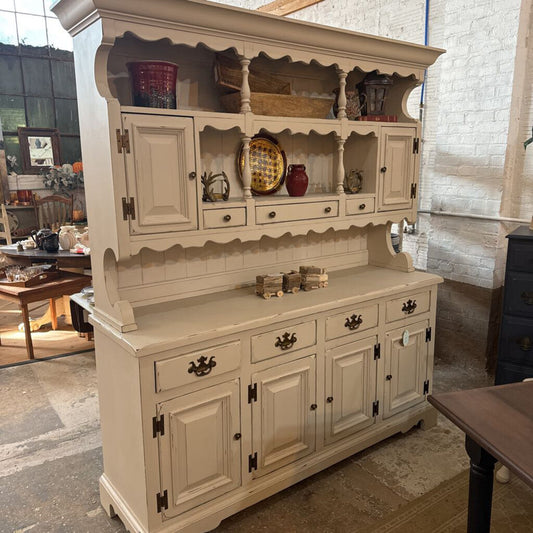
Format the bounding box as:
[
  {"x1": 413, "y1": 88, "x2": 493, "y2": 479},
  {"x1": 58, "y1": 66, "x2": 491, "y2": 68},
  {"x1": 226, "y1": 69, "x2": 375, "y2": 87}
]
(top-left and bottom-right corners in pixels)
[
  {"x1": 201, "y1": 171, "x2": 230, "y2": 202},
  {"x1": 402, "y1": 329, "x2": 410, "y2": 347},
  {"x1": 286, "y1": 164, "x2": 309, "y2": 197},
  {"x1": 357, "y1": 72, "x2": 393, "y2": 116},
  {"x1": 343, "y1": 169, "x2": 363, "y2": 194}
]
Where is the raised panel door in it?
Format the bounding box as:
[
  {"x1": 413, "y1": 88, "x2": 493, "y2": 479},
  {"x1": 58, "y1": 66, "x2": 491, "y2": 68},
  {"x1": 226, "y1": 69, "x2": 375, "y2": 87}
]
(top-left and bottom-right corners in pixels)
[
  {"x1": 325, "y1": 336, "x2": 377, "y2": 444},
  {"x1": 383, "y1": 319, "x2": 429, "y2": 419},
  {"x1": 157, "y1": 379, "x2": 241, "y2": 518},
  {"x1": 378, "y1": 126, "x2": 416, "y2": 212},
  {"x1": 122, "y1": 113, "x2": 197, "y2": 234},
  {"x1": 252, "y1": 356, "x2": 316, "y2": 477}
]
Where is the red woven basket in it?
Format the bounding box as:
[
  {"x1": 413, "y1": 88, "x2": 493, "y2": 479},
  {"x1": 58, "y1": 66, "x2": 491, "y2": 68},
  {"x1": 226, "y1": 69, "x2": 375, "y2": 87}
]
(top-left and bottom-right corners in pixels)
[{"x1": 128, "y1": 61, "x2": 178, "y2": 109}]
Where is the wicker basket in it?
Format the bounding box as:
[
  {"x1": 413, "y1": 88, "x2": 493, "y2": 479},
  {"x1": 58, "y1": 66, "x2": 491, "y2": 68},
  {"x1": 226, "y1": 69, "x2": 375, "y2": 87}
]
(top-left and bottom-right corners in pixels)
[
  {"x1": 215, "y1": 55, "x2": 291, "y2": 95},
  {"x1": 220, "y1": 92, "x2": 334, "y2": 118}
]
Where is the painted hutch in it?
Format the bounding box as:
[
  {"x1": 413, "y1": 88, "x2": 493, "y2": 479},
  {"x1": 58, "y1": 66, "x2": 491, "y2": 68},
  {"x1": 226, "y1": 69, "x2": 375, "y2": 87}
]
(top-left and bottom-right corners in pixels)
[{"x1": 53, "y1": 1, "x2": 444, "y2": 531}]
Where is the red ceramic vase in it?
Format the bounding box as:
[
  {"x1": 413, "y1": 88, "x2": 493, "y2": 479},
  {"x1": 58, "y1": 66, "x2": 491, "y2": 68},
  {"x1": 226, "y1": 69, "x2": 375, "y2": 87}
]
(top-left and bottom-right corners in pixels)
[{"x1": 286, "y1": 164, "x2": 308, "y2": 197}]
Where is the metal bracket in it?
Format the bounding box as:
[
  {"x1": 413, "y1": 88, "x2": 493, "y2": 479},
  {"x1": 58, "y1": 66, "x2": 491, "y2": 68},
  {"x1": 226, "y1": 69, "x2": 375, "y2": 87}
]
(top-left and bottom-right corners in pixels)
[
  {"x1": 122, "y1": 197, "x2": 136, "y2": 221},
  {"x1": 248, "y1": 452, "x2": 258, "y2": 472},
  {"x1": 374, "y1": 343, "x2": 381, "y2": 360},
  {"x1": 152, "y1": 414, "x2": 165, "y2": 438},
  {"x1": 248, "y1": 383, "x2": 257, "y2": 403},
  {"x1": 156, "y1": 490, "x2": 168, "y2": 513},
  {"x1": 116, "y1": 129, "x2": 130, "y2": 153}
]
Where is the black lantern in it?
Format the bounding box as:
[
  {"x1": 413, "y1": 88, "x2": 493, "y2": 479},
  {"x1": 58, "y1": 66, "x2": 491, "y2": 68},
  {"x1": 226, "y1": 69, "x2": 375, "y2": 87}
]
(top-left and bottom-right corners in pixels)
[{"x1": 357, "y1": 72, "x2": 393, "y2": 116}]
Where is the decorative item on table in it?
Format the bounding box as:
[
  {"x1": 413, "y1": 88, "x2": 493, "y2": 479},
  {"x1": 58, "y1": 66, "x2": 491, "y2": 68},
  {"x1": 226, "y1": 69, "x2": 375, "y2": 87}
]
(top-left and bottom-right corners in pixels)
[
  {"x1": 299, "y1": 265, "x2": 328, "y2": 291},
  {"x1": 256, "y1": 273, "x2": 284, "y2": 299},
  {"x1": 201, "y1": 171, "x2": 230, "y2": 202},
  {"x1": 282, "y1": 270, "x2": 301, "y2": 294},
  {"x1": 16, "y1": 189, "x2": 33, "y2": 205},
  {"x1": 286, "y1": 164, "x2": 309, "y2": 197},
  {"x1": 19, "y1": 238, "x2": 36, "y2": 250},
  {"x1": 128, "y1": 61, "x2": 178, "y2": 109},
  {"x1": 391, "y1": 233, "x2": 400, "y2": 253},
  {"x1": 59, "y1": 225, "x2": 78, "y2": 250},
  {"x1": 356, "y1": 114, "x2": 397, "y2": 122},
  {"x1": 332, "y1": 88, "x2": 366, "y2": 119},
  {"x1": 1, "y1": 264, "x2": 59, "y2": 287},
  {"x1": 41, "y1": 162, "x2": 84, "y2": 195},
  {"x1": 238, "y1": 134, "x2": 287, "y2": 195},
  {"x1": 343, "y1": 169, "x2": 363, "y2": 194},
  {"x1": 356, "y1": 72, "x2": 393, "y2": 116},
  {"x1": 31, "y1": 228, "x2": 59, "y2": 252}
]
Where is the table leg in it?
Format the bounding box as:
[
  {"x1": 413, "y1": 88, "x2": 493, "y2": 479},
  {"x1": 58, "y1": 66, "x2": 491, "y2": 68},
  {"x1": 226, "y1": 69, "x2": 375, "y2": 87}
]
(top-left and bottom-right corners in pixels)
[
  {"x1": 465, "y1": 435, "x2": 497, "y2": 533},
  {"x1": 20, "y1": 303, "x2": 34, "y2": 359},
  {"x1": 49, "y1": 298, "x2": 58, "y2": 330}
]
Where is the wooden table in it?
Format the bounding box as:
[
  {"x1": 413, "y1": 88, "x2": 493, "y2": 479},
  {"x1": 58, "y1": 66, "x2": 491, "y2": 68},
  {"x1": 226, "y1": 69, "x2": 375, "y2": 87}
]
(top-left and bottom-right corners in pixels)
[
  {"x1": 0, "y1": 244, "x2": 91, "y2": 269},
  {"x1": 428, "y1": 381, "x2": 533, "y2": 533},
  {"x1": 0, "y1": 272, "x2": 92, "y2": 359}
]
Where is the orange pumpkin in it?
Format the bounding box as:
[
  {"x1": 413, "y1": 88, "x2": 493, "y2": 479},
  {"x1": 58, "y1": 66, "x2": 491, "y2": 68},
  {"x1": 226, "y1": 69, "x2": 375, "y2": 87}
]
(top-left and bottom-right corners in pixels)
[{"x1": 73, "y1": 161, "x2": 83, "y2": 173}]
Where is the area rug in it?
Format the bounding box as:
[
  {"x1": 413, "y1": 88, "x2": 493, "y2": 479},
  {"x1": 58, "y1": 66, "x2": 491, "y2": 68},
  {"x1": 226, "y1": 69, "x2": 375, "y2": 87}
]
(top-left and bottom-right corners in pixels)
[{"x1": 363, "y1": 469, "x2": 533, "y2": 532}]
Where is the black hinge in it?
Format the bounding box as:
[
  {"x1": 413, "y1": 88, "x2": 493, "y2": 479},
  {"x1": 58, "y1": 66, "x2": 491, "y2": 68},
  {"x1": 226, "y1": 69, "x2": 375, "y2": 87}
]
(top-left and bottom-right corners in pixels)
[
  {"x1": 410, "y1": 183, "x2": 417, "y2": 199},
  {"x1": 156, "y1": 490, "x2": 168, "y2": 513},
  {"x1": 122, "y1": 197, "x2": 136, "y2": 221},
  {"x1": 248, "y1": 383, "x2": 257, "y2": 403},
  {"x1": 374, "y1": 343, "x2": 381, "y2": 360},
  {"x1": 372, "y1": 400, "x2": 379, "y2": 417},
  {"x1": 116, "y1": 128, "x2": 130, "y2": 153},
  {"x1": 413, "y1": 137, "x2": 420, "y2": 154},
  {"x1": 152, "y1": 414, "x2": 165, "y2": 438},
  {"x1": 426, "y1": 327, "x2": 432, "y2": 342},
  {"x1": 248, "y1": 452, "x2": 258, "y2": 472},
  {"x1": 423, "y1": 379, "x2": 430, "y2": 395}
]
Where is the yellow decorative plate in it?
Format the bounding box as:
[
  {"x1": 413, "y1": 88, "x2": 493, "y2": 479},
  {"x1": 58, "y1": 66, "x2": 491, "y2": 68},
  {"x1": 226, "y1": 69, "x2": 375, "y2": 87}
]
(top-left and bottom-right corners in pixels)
[{"x1": 238, "y1": 135, "x2": 287, "y2": 195}]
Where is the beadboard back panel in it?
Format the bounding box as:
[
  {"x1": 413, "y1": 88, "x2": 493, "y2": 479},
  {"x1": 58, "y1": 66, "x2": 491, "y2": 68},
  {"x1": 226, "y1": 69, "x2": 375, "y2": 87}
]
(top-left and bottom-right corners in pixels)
[{"x1": 118, "y1": 227, "x2": 368, "y2": 305}]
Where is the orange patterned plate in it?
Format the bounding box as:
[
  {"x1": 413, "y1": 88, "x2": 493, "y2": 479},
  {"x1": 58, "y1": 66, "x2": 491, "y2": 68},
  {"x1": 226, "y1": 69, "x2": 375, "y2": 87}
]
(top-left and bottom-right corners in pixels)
[{"x1": 238, "y1": 135, "x2": 287, "y2": 195}]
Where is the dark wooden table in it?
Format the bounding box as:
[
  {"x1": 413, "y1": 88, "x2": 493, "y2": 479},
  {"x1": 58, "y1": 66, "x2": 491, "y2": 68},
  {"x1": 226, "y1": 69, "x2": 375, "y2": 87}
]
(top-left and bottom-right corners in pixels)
[
  {"x1": 0, "y1": 244, "x2": 91, "y2": 269},
  {"x1": 428, "y1": 381, "x2": 533, "y2": 532}
]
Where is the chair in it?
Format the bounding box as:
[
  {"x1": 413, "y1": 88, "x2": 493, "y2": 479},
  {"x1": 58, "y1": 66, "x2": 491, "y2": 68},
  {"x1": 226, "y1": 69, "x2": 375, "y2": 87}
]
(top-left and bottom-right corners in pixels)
[
  {"x1": 34, "y1": 194, "x2": 73, "y2": 229},
  {"x1": 0, "y1": 204, "x2": 12, "y2": 244}
]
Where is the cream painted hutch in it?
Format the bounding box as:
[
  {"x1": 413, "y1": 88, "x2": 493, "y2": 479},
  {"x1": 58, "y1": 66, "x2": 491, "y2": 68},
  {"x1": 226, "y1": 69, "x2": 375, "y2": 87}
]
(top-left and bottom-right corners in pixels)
[{"x1": 53, "y1": 1, "x2": 444, "y2": 531}]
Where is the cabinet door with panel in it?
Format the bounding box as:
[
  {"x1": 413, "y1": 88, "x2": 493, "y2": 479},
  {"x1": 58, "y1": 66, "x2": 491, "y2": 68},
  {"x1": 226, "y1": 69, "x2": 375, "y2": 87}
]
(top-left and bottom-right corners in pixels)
[
  {"x1": 378, "y1": 126, "x2": 418, "y2": 212},
  {"x1": 122, "y1": 113, "x2": 198, "y2": 234},
  {"x1": 325, "y1": 336, "x2": 378, "y2": 445},
  {"x1": 251, "y1": 356, "x2": 316, "y2": 477},
  {"x1": 156, "y1": 379, "x2": 241, "y2": 519},
  {"x1": 383, "y1": 319, "x2": 430, "y2": 419}
]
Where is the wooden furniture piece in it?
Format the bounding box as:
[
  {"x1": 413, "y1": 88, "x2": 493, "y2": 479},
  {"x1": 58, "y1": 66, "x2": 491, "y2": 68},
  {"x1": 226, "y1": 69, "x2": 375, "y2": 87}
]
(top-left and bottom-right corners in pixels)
[
  {"x1": 495, "y1": 226, "x2": 533, "y2": 385},
  {"x1": 0, "y1": 244, "x2": 91, "y2": 270},
  {"x1": 0, "y1": 272, "x2": 91, "y2": 359},
  {"x1": 34, "y1": 194, "x2": 73, "y2": 229},
  {"x1": 0, "y1": 204, "x2": 12, "y2": 244},
  {"x1": 53, "y1": 1, "x2": 444, "y2": 531},
  {"x1": 428, "y1": 381, "x2": 533, "y2": 533}
]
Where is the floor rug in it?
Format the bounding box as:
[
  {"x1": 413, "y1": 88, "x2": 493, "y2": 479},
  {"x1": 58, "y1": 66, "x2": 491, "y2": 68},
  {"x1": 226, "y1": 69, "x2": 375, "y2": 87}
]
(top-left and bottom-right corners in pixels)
[{"x1": 363, "y1": 469, "x2": 533, "y2": 533}]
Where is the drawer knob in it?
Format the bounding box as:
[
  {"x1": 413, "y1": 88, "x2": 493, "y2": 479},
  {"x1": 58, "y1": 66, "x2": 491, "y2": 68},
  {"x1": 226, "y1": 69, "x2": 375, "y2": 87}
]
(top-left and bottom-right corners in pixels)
[
  {"x1": 359, "y1": 203, "x2": 366, "y2": 210},
  {"x1": 402, "y1": 299, "x2": 417, "y2": 315},
  {"x1": 188, "y1": 355, "x2": 217, "y2": 377},
  {"x1": 188, "y1": 171, "x2": 197, "y2": 180},
  {"x1": 380, "y1": 166, "x2": 387, "y2": 173},
  {"x1": 517, "y1": 336, "x2": 532, "y2": 352},
  {"x1": 310, "y1": 403, "x2": 318, "y2": 410},
  {"x1": 223, "y1": 214, "x2": 232, "y2": 222},
  {"x1": 521, "y1": 291, "x2": 533, "y2": 305},
  {"x1": 275, "y1": 332, "x2": 298, "y2": 350},
  {"x1": 324, "y1": 206, "x2": 332, "y2": 213},
  {"x1": 269, "y1": 211, "x2": 276, "y2": 218},
  {"x1": 326, "y1": 396, "x2": 334, "y2": 403},
  {"x1": 345, "y1": 314, "x2": 363, "y2": 330},
  {"x1": 234, "y1": 433, "x2": 242, "y2": 441},
  {"x1": 386, "y1": 374, "x2": 393, "y2": 381}
]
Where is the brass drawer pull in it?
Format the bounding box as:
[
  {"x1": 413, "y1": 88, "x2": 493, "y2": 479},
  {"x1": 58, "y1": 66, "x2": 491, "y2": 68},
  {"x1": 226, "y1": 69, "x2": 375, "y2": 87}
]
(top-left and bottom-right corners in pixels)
[
  {"x1": 275, "y1": 332, "x2": 297, "y2": 350},
  {"x1": 188, "y1": 355, "x2": 217, "y2": 377},
  {"x1": 344, "y1": 314, "x2": 363, "y2": 330},
  {"x1": 521, "y1": 291, "x2": 533, "y2": 305},
  {"x1": 402, "y1": 299, "x2": 417, "y2": 314},
  {"x1": 359, "y1": 203, "x2": 366, "y2": 210},
  {"x1": 517, "y1": 337, "x2": 532, "y2": 351},
  {"x1": 324, "y1": 206, "x2": 332, "y2": 213},
  {"x1": 223, "y1": 214, "x2": 232, "y2": 222},
  {"x1": 269, "y1": 211, "x2": 276, "y2": 218}
]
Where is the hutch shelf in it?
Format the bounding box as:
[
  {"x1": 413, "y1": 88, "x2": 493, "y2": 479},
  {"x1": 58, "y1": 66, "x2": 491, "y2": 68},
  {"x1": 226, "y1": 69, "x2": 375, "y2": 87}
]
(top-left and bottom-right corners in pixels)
[{"x1": 53, "y1": 0, "x2": 444, "y2": 531}]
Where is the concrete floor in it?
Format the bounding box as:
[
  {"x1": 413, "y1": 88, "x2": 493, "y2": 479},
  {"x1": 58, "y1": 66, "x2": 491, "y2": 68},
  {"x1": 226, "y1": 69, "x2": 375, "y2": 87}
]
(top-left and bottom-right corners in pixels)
[{"x1": 0, "y1": 352, "x2": 494, "y2": 533}]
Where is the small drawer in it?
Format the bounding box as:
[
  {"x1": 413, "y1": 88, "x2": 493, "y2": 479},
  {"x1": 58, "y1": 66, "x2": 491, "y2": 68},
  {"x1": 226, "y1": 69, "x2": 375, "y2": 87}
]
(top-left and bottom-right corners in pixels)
[
  {"x1": 251, "y1": 321, "x2": 316, "y2": 362},
  {"x1": 503, "y1": 272, "x2": 533, "y2": 318},
  {"x1": 385, "y1": 290, "x2": 431, "y2": 323},
  {"x1": 326, "y1": 303, "x2": 378, "y2": 340},
  {"x1": 346, "y1": 197, "x2": 375, "y2": 215},
  {"x1": 203, "y1": 207, "x2": 246, "y2": 229},
  {"x1": 155, "y1": 341, "x2": 241, "y2": 393},
  {"x1": 256, "y1": 201, "x2": 338, "y2": 225},
  {"x1": 497, "y1": 315, "x2": 533, "y2": 367},
  {"x1": 507, "y1": 241, "x2": 533, "y2": 273}
]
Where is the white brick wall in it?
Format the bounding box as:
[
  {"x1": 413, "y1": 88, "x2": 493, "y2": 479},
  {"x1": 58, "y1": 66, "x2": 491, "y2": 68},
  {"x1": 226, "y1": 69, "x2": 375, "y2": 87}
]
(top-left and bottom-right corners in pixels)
[{"x1": 214, "y1": 0, "x2": 532, "y2": 289}]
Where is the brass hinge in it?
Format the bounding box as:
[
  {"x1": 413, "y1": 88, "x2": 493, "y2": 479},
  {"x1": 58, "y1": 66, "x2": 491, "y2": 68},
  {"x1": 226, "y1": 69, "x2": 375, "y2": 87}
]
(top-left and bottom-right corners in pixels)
[
  {"x1": 423, "y1": 379, "x2": 430, "y2": 395},
  {"x1": 410, "y1": 183, "x2": 417, "y2": 199},
  {"x1": 156, "y1": 490, "x2": 168, "y2": 513},
  {"x1": 122, "y1": 197, "x2": 136, "y2": 221},
  {"x1": 413, "y1": 137, "x2": 420, "y2": 154},
  {"x1": 116, "y1": 129, "x2": 130, "y2": 153},
  {"x1": 374, "y1": 343, "x2": 381, "y2": 360},
  {"x1": 372, "y1": 400, "x2": 379, "y2": 417},
  {"x1": 426, "y1": 327, "x2": 432, "y2": 342},
  {"x1": 248, "y1": 383, "x2": 257, "y2": 403},
  {"x1": 248, "y1": 452, "x2": 258, "y2": 472},
  {"x1": 152, "y1": 414, "x2": 164, "y2": 438}
]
